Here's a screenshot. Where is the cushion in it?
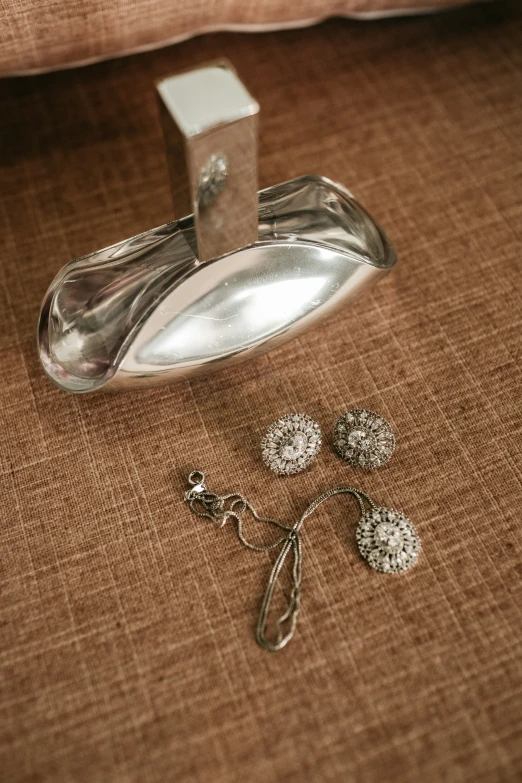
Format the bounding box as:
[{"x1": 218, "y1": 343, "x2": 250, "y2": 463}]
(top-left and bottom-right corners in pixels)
[{"x1": 1, "y1": 0, "x2": 487, "y2": 76}]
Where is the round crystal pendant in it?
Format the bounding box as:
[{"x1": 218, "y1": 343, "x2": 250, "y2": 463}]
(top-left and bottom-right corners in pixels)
[{"x1": 356, "y1": 507, "x2": 420, "y2": 573}]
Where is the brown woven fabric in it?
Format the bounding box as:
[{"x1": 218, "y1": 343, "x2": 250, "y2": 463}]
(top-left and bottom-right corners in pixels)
[
  {"x1": 1, "y1": 3, "x2": 521, "y2": 781},
  {"x1": 0, "y1": 0, "x2": 487, "y2": 76}
]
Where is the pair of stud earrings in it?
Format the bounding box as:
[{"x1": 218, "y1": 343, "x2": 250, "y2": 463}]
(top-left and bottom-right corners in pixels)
[{"x1": 261, "y1": 409, "x2": 396, "y2": 476}]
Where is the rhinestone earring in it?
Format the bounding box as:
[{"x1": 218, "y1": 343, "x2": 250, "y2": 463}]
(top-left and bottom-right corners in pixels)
[
  {"x1": 261, "y1": 413, "x2": 322, "y2": 475},
  {"x1": 333, "y1": 409, "x2": 395, "y2": 469}
]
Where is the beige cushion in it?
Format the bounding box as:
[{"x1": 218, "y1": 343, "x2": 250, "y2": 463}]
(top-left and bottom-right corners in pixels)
[{"x1": 1, "y1": 0, "x2": 485, "y2": 76}]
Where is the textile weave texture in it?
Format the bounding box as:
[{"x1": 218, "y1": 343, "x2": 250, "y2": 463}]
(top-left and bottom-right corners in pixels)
[
  {"x1": 1, "y1": 3, "x2": 521, "y2": 781},
  {"x1": 0, "y1": 0, "x2": 487, "y2": 76}
]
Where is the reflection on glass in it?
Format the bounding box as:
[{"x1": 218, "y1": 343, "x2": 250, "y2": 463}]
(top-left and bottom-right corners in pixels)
[{"x1": 138, "y1": 277, "x2": 326, "y2": 365}]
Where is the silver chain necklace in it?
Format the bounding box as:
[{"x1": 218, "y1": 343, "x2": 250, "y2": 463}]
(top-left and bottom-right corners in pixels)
[{"x1": 184, "y1": 471, "x2": 420, "y2": 651}]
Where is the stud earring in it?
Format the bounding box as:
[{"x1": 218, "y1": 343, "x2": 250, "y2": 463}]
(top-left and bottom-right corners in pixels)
[
  {"x1": 333, "y1": 409, "x2": 395, "y2": 469},
  {"x1": 261, "y1": 413, "x2": 321, "y2": 475}
]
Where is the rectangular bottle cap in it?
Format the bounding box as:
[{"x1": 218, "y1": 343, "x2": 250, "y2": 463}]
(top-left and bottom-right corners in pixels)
[{"x1": 157, "y1": 61, "x2": 259, "y2": 262}]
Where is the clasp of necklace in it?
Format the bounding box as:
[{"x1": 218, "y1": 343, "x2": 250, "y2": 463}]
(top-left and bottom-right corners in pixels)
[
  {"x1": 184, "y1": 470, "x2": 226, "y2": 523},
  {"x1": 185, "y1": 470, "x2": 207, "y2": 499}
]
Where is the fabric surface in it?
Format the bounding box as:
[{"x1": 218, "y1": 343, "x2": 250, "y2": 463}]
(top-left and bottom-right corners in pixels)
[
  {"x1": 1, "y1": 2, "x2": 521, "y2": 781},
  {"x1": 1, "y1": 0, "x2": 488, "y2": 76}
]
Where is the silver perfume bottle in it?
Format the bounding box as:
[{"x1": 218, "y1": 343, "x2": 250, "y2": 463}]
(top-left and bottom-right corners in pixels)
[{"x1": 38, "y1": 61, "x2": 396, "y2": 393}]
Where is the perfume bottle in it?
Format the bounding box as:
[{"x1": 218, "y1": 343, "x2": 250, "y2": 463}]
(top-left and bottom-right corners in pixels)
[{"x1": 38, "y1": 61, "x2": 396, "y2": 393}]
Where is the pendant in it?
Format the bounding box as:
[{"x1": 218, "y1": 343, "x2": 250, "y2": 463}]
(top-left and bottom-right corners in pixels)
[{"x1": 356, "y1": 507, "x2": 421, "y2": 573}]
